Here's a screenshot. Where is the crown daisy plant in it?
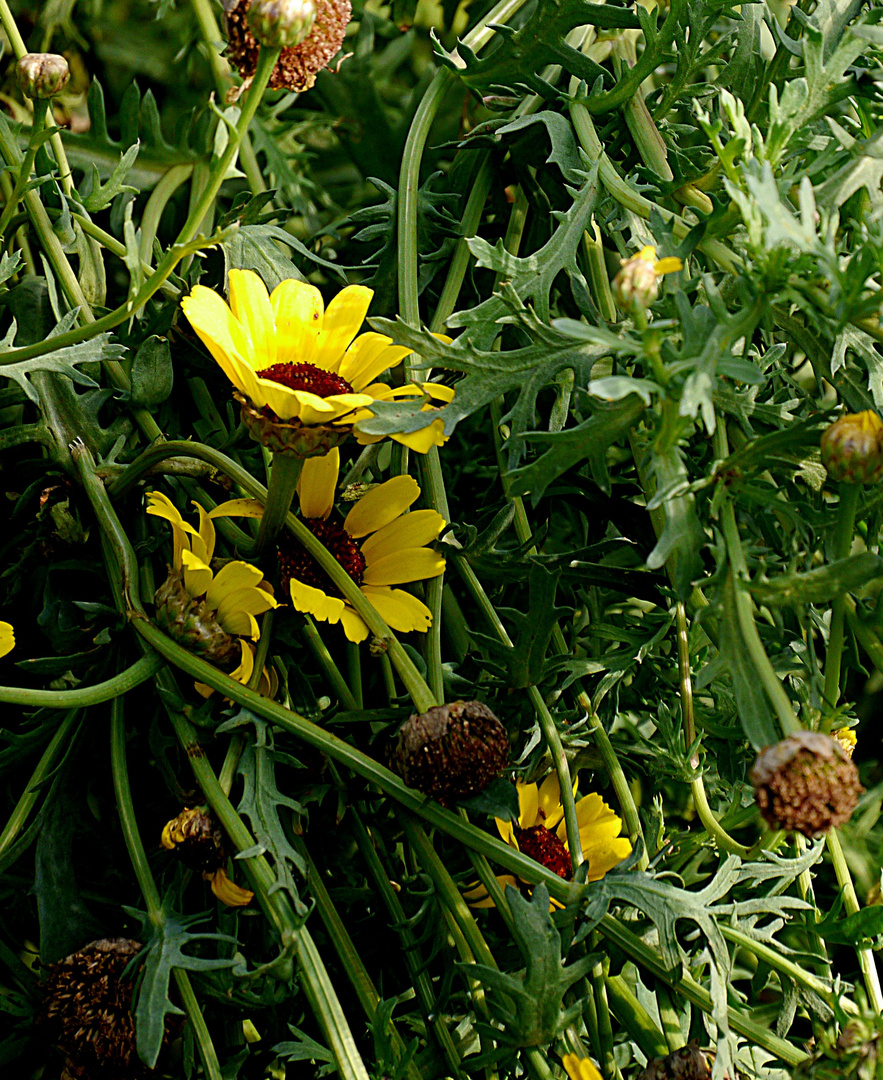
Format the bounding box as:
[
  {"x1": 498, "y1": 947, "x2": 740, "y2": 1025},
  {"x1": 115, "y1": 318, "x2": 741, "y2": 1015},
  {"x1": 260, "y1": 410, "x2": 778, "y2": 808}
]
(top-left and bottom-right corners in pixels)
[
  {"x1": 147, "y1": 492, "x2": 278, "y2": 691},
  {"x1": 464, "y1": 772, "x2": 632, "y2": 908},
  {"x1": 180, "y1": 269, "x2": 453, "y2": 553}
]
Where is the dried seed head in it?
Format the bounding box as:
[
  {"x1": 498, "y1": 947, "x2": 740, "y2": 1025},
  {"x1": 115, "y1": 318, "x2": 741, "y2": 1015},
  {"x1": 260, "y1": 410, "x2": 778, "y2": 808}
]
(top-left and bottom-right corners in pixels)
[
  {"x1": 247, "y1": 0, "x2": 317, "y2": 47},
  {"x1": 821, "y1": 411, "x2": 883, "y2": 485},
  {"x1": 153, "y1": 568, "x2": 241, "y2": 666},
  {"x1": 392, "y1": 700, "x2": 509, "y2": 803},
  {"x1": 16, "y1": 53, "x2": 70, "y2": 99},
  {"x1": 161, "y1": 806, "x2": 227, "y2": 872},
  {"x1": 40, "y1": 938, "x2": 167, "y2": 1079},
  {"x1": 636, "y1": 1042, "x2": 717, "y2": 1080},
  {"x1": 750, "y1": 731, "x2": 863, "y2": 838},
  {"x1": 225, "y1": 0, "x2": 352, "y2": 93}
]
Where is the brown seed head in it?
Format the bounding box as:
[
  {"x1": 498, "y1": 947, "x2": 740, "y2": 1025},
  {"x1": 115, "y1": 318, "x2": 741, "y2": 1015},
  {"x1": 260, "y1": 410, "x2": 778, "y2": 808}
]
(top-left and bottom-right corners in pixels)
[
  {"x1": 40, "y1": 938, "x2": 166, "y2": 1079},
  {"x1": 750, "y1": 731, "x2": 863, "y2": 838},
  {"x1": 225, "y1": 0, "x2": 352, "y2": 93},
  {"x1": 392, "y1": 700, "x2": 509, "y2": 803},
  {"x1": 636, "y1": 1042, "x2": 717, "y2": 1080}
]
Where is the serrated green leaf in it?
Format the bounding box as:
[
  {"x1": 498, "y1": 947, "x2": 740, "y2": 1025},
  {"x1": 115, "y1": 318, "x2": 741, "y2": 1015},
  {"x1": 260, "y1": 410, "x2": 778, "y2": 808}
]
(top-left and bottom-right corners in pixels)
[
  {"x1": 79, "y1": 140, "x2": 140, "y2": 213},
  {"x1": 747, "y1": 553, "x2": 883, "y2": 608}
]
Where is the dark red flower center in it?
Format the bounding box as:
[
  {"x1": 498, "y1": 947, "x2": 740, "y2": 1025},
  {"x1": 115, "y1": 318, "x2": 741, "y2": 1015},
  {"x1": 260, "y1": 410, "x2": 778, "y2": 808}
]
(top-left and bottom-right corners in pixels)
[
  {"x1": 278, "y1": 519, "x2": 366, "y2": 597},
  {"x1": 257, "y1": 362, "x2": 354, "y2": 399},
  {"x1": 515, "y1": 825, "x2": 572, "y2": 880}
]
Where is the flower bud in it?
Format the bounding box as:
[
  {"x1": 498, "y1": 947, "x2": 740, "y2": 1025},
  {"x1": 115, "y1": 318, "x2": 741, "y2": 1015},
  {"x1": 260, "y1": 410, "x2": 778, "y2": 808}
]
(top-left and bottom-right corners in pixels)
[
  {"x1": 392, "y1": 700, "x2": 509, "y2": 803},
  {"x1": 750, "y1": 731, "x2": 863, "y2": 838},
  {"x1": 612, "y1": 245, "x2": 682, "y2": 315},
  {"x1": 16, "y1": 53, "x2": 70, "y2": 99},
  {"x1": 247, "y1": 0, "x2": 317, "y2": 47},
  {"x1": 821, "y1": 410, "x2": 883, "y2": 484}
]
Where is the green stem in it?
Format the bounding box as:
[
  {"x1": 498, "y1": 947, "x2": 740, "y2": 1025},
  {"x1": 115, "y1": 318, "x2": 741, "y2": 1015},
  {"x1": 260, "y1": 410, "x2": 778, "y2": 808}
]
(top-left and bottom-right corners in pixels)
[
  {"x1": 527, "y1": 685, "x2": 583, "y2": 870},
  {"x1": 677, "y1": 602, "x2": 751, "y2": 857},
  {"x1": 605, "y1": 975, "x2": 669, "y2": 1061},
  {"x1": 0, "y1": 652, "x2": 163, "y2": 707},
  {"x1": 301, "y1": 616, "x2": 357, "y2": 710},
  {"x1": 254, "y1": 452, "x2": 303, "y2": 555},
  {"x1": 109, "y1": 700, "x2": 224, "y2": 1080},
  {"x1": 0, "y1": 712, "x2": 78, "y2": 861},
  {"x1": 139, "y1": 164, "x2": 194, "y2": 265},
  {"x1": 825, "y1": 829, "x2": 883, "y2": 1011},
  {"x1": 821, "y1": 483, "x2": 861, "y2": 723}
]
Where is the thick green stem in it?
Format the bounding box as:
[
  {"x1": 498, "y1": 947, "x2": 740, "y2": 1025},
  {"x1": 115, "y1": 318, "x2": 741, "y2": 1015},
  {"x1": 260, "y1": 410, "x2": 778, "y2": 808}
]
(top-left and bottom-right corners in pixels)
[
  {"x1": 0, "y1": 653, "x2": 163, "y2": 707},
  {"x1": 825, "y1": 829, "x2": 883, "y2": 1012},
  {"x1": 254, "y1": 452, "x2": 303, "y2": 555}
]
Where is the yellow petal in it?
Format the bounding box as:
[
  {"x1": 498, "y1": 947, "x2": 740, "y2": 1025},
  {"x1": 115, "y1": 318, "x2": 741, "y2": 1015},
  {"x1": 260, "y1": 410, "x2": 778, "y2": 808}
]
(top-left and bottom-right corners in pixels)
[
  {"x1": 209, "y1": 867, "x2": 254, "y2": 907},
  {"x1": 495, "y1": 816, "x2": 516, "y2": 845},
  {"x1": 270, "y1": 278, "x2": 323, "y2": 365},
  {"x1": 362, "y1": 548, "x2": 445, "y2": 587},
  {"x1": 314, "y1": 285, "x2": 373, "y2": 370},
  {"x1": 391, "y1": 418, "x2": 448, "y2": 454},
  {"x1": 180, "y1": 549, "x2": 213, "y2": 597},
  {"x1": 637, "y1": 245, "x2": 657, "y2": 262},
  {"x1": 562, "y1": 1054, "x2": 603, "y2": 1080},
  {"x1": 340, "y1": 606, "x2": 370, "y2": 642},
  {"x1": 359, "y1": 510, "x2": 446, "y2": 563},
  {"x1": 0, "y1": 621, "x2": 14, "y2": 659},
  {"x1": 227, "y1": 269, "x2": 276, "y2": 368},
  {"x1": 338, "y1": 333, "x2": 410, "y2": 391},
  {"x1": 216, "y1": 585, "x2": 278, "y2": 626},
  {"x1": 205, "y1": 561, "x2": 264, "y2": 609},
  {"x1": 229, "y1": 639, "x2": 255, "y2": 684},
  {"x1": 537, "y1": 772, "x2": 564, "y2": 829},
  {"x1": 360, "y1": 585, "x2": 432, "y2": 634},
  {"x1": 344, "y1": 475, "x2": 420, "y2": 538},
  {"x1": 517, "y1": 781, "x2": 539, "y2": 829},
  {"x1": 654, "y1": 256, "x2": 683, "y2": 275},
  {"x1": 298, "y1": 448, "x2": 339, "y2": 519},
  {"x1": 181, "y1": 285, "x2": 252, "y2": 388},
  {"x1": 289, "y1": 578, "x2": 345, "y2": 624},
  {"x1": 146, "y1": 491, "x2": 189, "y2": 571},
  {"x1": 193, "y1": 503, "x2": 216, "y2": 564},
  {"x1": 209, "y1": 498, "x2": 265, "y2": 520},
  {"x1": 421, "y1": 381, "x2": 456, "y2": 404},
  {"x1": 293, "y1": 391, "x2": 373, "y2": 426},
  {"x1": 222, "y1": 610, "x2": 260, "y2": 639},
  {"x1": 463, "y1": 874, "x2": 518, "y2": 909},
  {"x1": 254, "y1": 378, "x2": 310, "y2": 422},
  {"x1": 583, "y1": 838, "x2": 633, "y2": 882}
]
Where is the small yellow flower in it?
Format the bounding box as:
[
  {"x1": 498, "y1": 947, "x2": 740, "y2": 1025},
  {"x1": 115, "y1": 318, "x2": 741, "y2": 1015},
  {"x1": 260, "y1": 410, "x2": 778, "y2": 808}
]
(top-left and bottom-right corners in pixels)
[
  {"x1": 464, "y1": 773, "x2": 631, "y2": 907},
  {"x1": 181, "y1": 270, "x2": 450, "y2": 454},
  {"x1": 563, "y1": 1053, "x2": 603, "y2": 1080},
  {"x1": 834, "y1": 727, "x2": 857, "y2": 758},
  {"x1": 0, "y1": 621, "x2": 14, "y2": 659},
  {"x1": 613, "y1": 244, "x2": 683, "y2": 314},
  {"x1": 147, "y1": 491, "x2": 278, "y2": 685}
]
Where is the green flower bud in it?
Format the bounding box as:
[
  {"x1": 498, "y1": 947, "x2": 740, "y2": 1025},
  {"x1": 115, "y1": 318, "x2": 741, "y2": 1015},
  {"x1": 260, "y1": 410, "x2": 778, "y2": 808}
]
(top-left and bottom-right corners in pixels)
[
  {"x1": 16, "y1": 53, "x2": 70, "y2": 99},
  {"x1": 821, "y1": 410, "x2": 883, "y2": 484},
  {"x1": 612, "y1": 245, "x2": 683, "y2": 315},
  {"x1": 246, "y1": 0, "x2": 317, "y2": 48}
]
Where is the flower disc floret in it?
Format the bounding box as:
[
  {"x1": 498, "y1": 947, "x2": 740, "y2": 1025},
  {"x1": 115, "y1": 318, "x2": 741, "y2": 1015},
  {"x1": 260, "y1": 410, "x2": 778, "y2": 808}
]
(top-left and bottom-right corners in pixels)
[{"x1": 515, "y1": 825, "x2": 572, "y2": 880}]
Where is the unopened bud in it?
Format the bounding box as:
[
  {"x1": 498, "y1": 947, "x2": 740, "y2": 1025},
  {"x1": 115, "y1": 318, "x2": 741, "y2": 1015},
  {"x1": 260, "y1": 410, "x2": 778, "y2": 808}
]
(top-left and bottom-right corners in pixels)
[
  {"x1": 821, "y1": 410, "x2": 883, "y2": 484},
  {"x1": 16, "y1": 53, "x2": 70, "y2": 99},
  {"x1": 612, "y1": 245, "x2": 682, "y2": 315},
  {"x1": 247, "y1": 0, "x2": 317, "y2": 47}
]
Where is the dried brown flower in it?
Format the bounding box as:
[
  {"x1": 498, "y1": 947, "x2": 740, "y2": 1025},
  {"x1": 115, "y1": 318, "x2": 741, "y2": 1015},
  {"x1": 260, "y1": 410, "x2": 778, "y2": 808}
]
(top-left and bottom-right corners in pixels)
[
  {"x1": 161, "y1": 806, "x2": 254, "y2": 907},
  {"x1": 392, "y1": 700, "x2": 509, "y2": 803},
  {"x1": 40, "y1": 938, "x2": 161, "y2": 1079},
  {"x1": 225, "y1": 0, "x2": 352, "y2": 93},
  {"x1": 750, "y1": 731, "x2": 863, "y2": 838},
  {"x1": 636, "y1": 1043, "x2": 719, "y2": 1080}
]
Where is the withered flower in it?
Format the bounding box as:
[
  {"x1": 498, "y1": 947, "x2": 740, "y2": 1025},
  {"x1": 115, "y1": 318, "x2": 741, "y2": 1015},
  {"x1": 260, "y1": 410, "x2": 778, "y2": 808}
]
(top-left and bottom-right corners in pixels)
[
  {"x1": 162, "y1": 806, "x2": 254, "y2": 907},
  {"x1": 750, "y1": 731, "x2": 863, "y2": 838},
  {"x1": 392, "y1": 700, "x2": 509, "y2": 803},
  {"x1": 224, "y1": 0, "x2": 352, "y2": 93}
]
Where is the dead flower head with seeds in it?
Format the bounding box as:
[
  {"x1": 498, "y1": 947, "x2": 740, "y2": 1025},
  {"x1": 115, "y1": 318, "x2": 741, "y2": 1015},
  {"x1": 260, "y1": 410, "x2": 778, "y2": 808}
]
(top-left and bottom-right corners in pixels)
[{"x1": 181, "y1": 270, "x2": 451, "y2": 457}]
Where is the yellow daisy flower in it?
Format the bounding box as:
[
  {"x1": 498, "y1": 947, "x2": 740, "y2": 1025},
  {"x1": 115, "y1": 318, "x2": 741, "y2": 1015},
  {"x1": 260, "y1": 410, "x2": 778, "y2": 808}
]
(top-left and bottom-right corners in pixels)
[
  {"x1": 180, "y1": 269, "x2": 449, "y2": 454},
  {"x1": 147, "y1": 491, "x2": 279, "y2": 686},
  {"x1": 280, "y1": 448, "x2": 447, "y2": 642},
  {"x1": 563, "y1": 1054, "x2": 603, "y2": 1080},
  {"x1": 465, "y1": 773, "x2": 632, "y2": 907},
  {"x1": 0, "y1": 622, "x2": 14, "y2": 658}
]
